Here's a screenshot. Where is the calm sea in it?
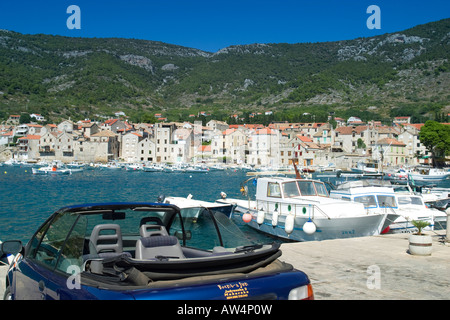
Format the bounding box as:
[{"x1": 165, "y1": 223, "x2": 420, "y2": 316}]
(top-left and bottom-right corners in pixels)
[
  {"x1": 1, "y1": 165, "x2": 448, "y2": 244},
  {"x1": 0, "y1": 166, "x2": 264, "y2": 243}
]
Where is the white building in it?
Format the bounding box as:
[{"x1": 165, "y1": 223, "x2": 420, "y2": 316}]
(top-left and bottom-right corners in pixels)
[{"x1": 121, "y1": 132, "x2": 143, "y2": 162}]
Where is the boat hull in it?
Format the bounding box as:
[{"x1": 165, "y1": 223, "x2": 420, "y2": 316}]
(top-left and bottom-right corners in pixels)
[
  {"x1": 32, "y1": 167, "x2": 72, "y2": 175},
  {"x1": 237, "y1": 210, "x2": 386, "y2": 242},
  {"x1": 218, "y1": 199, "x2": 386, "y2": 242},
  {"x1": 409, "y1": 174, "x2": 450, "y2": 182}
]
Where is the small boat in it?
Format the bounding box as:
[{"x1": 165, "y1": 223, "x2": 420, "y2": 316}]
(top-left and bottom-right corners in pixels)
[
  {"x1": 4, "y1": 159, "x2": 20, "y2": 166},
  {"x1": 217, "y1": 175, "x2": 388, "y2": 242},
  {"x1": 66, "y1": 161, "x2": 86, "y2": 170},
  {"x1": 160, "y1": 194, "x2": 235, "y2": 219},
  {"x1": 164, "y1": 164, "x2": 187, "y2": 173},
  {"x1": 352, "y1": 159, "x2": 381, "y2": 174},
  {"x1": 408, "y1": 166, "x2": 450, "y2": 182},
  {"x1": 32, "y1": 165, "x2": 72, "y2": 175},
  {"x1": 329, "y1": 180, "x2": 445, "y2": 234},
  {"x1": 142, "y1": 164, "x2": 165, "y2": 172},
  {"x1": 394, "y1": 194, "x2": 447, "y2": 232},
  {"x1": 185, "y1": 166, "x2": 209, "y2": 173},
  {"x1": 98, "y1": 162, "x2": 122, "y2": 170},
  {"x1": 124, "y1": 163, "x2": 143, "y2": 171}
]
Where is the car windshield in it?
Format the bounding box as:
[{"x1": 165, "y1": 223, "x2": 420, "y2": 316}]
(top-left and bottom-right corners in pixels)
[{"x1": 76, "y1": 206, "x2": 254, "y2": 251}]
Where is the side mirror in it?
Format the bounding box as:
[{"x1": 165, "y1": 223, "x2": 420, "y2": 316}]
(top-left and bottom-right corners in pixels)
[{"x1": 1, "y1": 240, "x2": 23, "y2": 255}]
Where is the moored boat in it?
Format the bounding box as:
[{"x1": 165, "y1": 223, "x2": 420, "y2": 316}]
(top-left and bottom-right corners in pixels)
[
  {"x1": 32, "y1": 165, "x2": 72, "y2": 175},
  {"x1": 159, "y1": 194, "x2": 235, "y2": 219},
  {"x1": 217, "y1": 176, "x2": 388, "y2": 242},
  {"x1": 329, "y1": 180, "x2": 445, "y2": 234},
  {"x1": 408, "y1": 166, "x2": 450, "y2": 182}
]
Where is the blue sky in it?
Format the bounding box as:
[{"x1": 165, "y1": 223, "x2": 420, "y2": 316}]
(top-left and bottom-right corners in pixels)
[{"x1": 0, "y1": 0, "x2": 449, "y2": 52}]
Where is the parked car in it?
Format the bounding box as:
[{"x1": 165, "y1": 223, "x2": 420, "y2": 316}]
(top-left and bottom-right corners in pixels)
[{"x1": 2, "y1": 202, "x2": 313, "y2": 300}]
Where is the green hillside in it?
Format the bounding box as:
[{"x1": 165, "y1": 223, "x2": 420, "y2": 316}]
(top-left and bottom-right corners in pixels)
[{"x1": 0, "y1": 18, "x2": 449, "y2": 124}]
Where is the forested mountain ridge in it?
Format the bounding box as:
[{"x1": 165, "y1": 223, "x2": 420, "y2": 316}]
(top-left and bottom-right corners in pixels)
[{"x1": 0, "y1": 18, "x2": 449, "y2": 123}]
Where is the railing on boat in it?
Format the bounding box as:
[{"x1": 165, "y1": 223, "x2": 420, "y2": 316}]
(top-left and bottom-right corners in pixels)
[{"x1": 255, "y1": 199, "x2": 331, "y2": 220}]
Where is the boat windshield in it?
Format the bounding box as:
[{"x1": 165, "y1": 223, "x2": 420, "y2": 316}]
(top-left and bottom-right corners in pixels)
[
  {"x1": 354, "y1": 195, "x2": 377, "y2": 208},
  {"x1": 296, "y1": 180, "x2": 328, "y2": 196},
  {"x1": 314, "y1": 182, "x2": 328, "y2": 196},
  {"x1": 377, "y1": 195, "x2": 397, "y2": 208},
  {"x1": 282, "y1": 181, "x2": 300, "y2": 198},
  {"x1": 280, "y1": 180, "x2": 329, "y2": 197},
  {"x1": 397, "y1": 196, "x2": 423, "y2": 206}
]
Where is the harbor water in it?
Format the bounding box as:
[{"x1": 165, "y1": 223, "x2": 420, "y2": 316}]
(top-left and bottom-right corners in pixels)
[
  {"x1": 0, "y1": 166, "x2": 268, "y2": 244},
  {"x1": 1, "y1": 165, "x2": 449, "y2": 244}
]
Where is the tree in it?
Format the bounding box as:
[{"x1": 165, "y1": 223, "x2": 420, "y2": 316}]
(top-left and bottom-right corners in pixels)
[
  {"x1": 357, "y1": 138, "x2": 366, "y2": 149},
  {"x1": 419, "y1": 121, "x2": 450, "y2": 167},
  {"x1": 19, "y1": 113, "x2": 31, "y2": 124}
]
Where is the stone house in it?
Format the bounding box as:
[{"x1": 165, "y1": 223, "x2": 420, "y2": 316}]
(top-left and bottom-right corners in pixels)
[
  {"x1": 221, "y1": 128, "x2": 248, "y2": 165},
  {"x1": 170, "y1": 128, "x2": 193, "y2": 163},
  {"x1": 375, "y1": 138, "x2": 407, "y2": 166},
  {"x1": 74, "y1": 130, "x2": 119, "y2": 163},
  {"x1": 247, "y1": 128, "x2": 280, "y2": 167},
  {"x1": 121, "y1": 132, "x2": 143, "y2": 162},
  {"x1": 137, "y1": 137, "x2": 156, "y2": 162},
  {"x1": 397, "y1": 124, "x2": 426, "y2": 165},
  {"x1": 17, "y1": 135, "x2": 41, "y2": 160}
]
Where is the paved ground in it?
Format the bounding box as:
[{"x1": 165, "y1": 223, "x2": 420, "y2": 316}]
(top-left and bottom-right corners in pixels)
[
  {"x1": 279, "y1": 231, "x2": 450, "y2": 300},
  {"x1": 1, "y1": 231, "x2": 448, "y2": 300}
]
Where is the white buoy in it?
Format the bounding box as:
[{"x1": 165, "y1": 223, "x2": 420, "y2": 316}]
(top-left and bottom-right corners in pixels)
[
  {"x1": 257, "y1": 209, "x2": 265, "y2": 225},
  {"x1": 303, "y1": 219, "x2": 316, "y2": 235},
  {"x1": 272, "y1": 210, "x2": 279, "y2": 227},
  {"x1": 285, "y1": 214, "x2": 295, "y2": 234}
]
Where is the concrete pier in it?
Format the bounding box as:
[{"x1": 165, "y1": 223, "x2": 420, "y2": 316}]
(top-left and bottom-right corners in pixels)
[
  {"x1": 0, "y1": 231, "x2": 448, "y2": 300},
  {"x1": 280, "y1": 231, "x2": 450, "y2": 300}
]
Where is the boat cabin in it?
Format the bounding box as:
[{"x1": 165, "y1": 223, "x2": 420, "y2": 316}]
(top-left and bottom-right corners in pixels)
[
  {"x1": 256, "y1": 177, "x2": 329, "y2": 202},
  {"x1": 329, "y1": 180, "x2": 398, "y2": 210}
]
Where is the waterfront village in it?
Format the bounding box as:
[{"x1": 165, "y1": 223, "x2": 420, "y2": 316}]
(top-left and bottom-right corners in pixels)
[{"x1": 0, "y1": 113, "x2": 437, "y2": 170}]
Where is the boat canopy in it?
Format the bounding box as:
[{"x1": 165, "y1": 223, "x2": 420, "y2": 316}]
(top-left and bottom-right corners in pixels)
[
  {"x1": 335, "y1": 179, "x2": 392, "y2": 190},
  {"x1": 256, "y1": 177, "x2": 329, "y2": 200}
]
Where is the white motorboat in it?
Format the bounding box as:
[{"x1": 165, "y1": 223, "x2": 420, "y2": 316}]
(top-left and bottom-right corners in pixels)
[
  {"x1": 394, "y1": 194, "x2": 447, "y2": 232},
  {"x1": 160, "y1": 194, "x2": 235, "y2": 219},
  {"x1": 352, "y1": 159, "x2": 381, "y2": 174},
  {"x1": 185, "y1": 166, "x2": 209, "y2": 173},
  {"x1": 217, "y1": 176, "x2": 388, "y2": 242},
  {"x1": 124, "y1": 163, "x2": 143, "y2": 171},
  {"x1": 142, "y1": 164, "x2": 165, "y2": 172},
  {"x1": 32, "y1": 165, "x2": 72, "y2": 175},
  {"x1": 329, "y1": 180, "x2": 444, "y2": 234},
  {"x1": 408, "y1": 167, "x2": 450, "y2": 182},
  {"x1": 98, "y1": 162, "x2": 122, "y2": 170}
]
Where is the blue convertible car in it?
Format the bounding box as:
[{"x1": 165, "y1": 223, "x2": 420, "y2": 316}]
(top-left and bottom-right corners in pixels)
[{"x1": 2, "y1": 202, "x2": 313, "y2": 300}]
